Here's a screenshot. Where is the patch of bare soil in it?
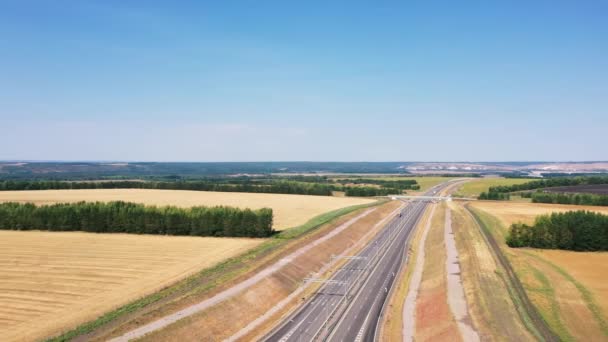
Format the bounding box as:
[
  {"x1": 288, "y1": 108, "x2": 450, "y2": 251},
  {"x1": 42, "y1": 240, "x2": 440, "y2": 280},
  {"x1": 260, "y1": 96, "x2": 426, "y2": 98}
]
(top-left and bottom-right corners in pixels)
[{"x1": 414, "y1": 204, "x2": 462, "y2": 342}]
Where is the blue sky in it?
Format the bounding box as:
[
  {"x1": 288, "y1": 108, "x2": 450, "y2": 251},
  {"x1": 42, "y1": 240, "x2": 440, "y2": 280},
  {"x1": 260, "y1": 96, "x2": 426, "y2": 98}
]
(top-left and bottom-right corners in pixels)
[{"x1": 1, "y1": 1, "x2": 606, "y2": 161}]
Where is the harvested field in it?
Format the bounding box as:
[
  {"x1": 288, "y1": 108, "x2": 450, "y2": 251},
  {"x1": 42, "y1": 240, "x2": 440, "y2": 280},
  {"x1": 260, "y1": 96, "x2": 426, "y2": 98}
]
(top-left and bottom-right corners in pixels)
[
  {"x1": 0, "y1": 231, "x2": 262, "y2": 342},
  {"x1": 544, "y1": 184, "x2": 608, "y2": 195},
  {"x1": 469, "y1": 201, "x2": 608, "y2": 340},
  {"x1": 454, "y1": 178, "x2": 533, "y2": 197},
  {"x1": 469, "y1": 201, "x2": 608, "y2": 228},
  {"x1": 0, "y1": 189, "x2": 375, "y2": 230}
]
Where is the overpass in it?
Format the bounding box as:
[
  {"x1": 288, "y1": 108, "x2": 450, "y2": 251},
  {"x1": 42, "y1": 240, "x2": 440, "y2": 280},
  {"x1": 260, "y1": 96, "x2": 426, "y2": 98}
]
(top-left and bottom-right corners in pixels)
[{"x1": 390, "y1": 195, "x2": 477, "y2": 201}]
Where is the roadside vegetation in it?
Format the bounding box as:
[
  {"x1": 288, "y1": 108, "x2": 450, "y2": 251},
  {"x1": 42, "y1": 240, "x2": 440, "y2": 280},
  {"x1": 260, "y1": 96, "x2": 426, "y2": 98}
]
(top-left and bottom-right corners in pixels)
[{"x1": 0, "y1": 201, "x2": 273, "y2": 237}]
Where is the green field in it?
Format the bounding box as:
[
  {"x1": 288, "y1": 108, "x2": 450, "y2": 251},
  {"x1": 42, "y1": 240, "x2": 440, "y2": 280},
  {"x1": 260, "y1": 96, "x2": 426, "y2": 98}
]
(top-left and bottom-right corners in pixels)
[{"x1": 455, "y1": 178, "x2": 534, "y2": 197}]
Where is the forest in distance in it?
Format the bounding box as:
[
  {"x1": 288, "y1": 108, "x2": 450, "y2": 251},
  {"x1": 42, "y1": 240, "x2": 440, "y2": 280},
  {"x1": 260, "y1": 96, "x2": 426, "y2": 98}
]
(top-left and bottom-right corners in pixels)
[{"x1": 0, "y1": 177, "x2": 421, "y2": 197}]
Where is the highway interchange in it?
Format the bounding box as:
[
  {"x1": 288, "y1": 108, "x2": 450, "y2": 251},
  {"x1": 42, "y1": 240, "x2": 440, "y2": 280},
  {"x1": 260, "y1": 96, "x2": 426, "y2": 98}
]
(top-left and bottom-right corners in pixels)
[{"x1": 266, "y1": 182, "x2": 455, "y2": 342}]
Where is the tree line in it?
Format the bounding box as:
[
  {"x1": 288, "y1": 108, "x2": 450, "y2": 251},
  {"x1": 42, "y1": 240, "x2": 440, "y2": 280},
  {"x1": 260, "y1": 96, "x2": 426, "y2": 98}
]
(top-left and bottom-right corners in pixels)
[
  {"x1": 478, "y1": 191, "x2": 510, "y2": 200},
  {"x1": 0, "y1": 180, "x2": 334, "y2": 196},
  {"x1": 526, "y1": 192, "x2": 608, "y2": 206},
  {"x1": 506, "y1": 210, "x2": 608, "y2": 251},
  {"x1": 344, "y1": 186, "x2": 399, "y2": 197},
  {"x1": 336, "y1": 178, "x2": 420, "y2": 190},
  {"x1": 0, "y1": 201, "x2": 273, "y2": 238},
  {"x1": 487, "y1": 176, "x2": 608, "y2": 193}
]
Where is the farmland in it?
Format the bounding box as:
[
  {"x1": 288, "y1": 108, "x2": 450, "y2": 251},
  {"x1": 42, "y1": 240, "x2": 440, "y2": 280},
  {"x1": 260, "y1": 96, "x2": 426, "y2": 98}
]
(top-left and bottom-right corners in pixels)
[
  {"x1": 454, "y1": 178, "x2": 533, "y2": 197},
  {"x1": 0, "y1": 189, "x2": 375, "y2": 230},
  {"x1": 0, "y1": 231, "x2": 262, "y2": 342},
  {"x1": 469, "y1": 201, "x2": 608, "y2": 340}
]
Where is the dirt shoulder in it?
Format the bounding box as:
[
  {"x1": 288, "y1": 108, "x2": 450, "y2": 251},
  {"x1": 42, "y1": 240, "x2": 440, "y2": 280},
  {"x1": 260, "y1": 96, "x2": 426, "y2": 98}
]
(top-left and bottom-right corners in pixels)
[
  {"x1": 134, "y1": 201, "x2": 401, "y2": 342},
  {"x1": 380, "y1": 203, "x2": 434, "y2": 341}
]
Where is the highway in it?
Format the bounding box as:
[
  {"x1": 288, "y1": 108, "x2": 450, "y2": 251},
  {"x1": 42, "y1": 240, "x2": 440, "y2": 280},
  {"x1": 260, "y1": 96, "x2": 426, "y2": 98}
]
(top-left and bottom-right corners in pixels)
[{"x1": 265, "y1": 182, "x2": 454, "y2": 342}]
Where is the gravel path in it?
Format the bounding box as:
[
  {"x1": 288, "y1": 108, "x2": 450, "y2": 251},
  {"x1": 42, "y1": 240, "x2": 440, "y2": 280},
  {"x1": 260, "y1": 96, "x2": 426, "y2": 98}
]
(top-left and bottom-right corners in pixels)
[
  {"x1": 444, "y1": 207, "x2": 480, "y2": 342},
  {"x1": 108, "y1": 208, "x2": 377, "y2": 342}
]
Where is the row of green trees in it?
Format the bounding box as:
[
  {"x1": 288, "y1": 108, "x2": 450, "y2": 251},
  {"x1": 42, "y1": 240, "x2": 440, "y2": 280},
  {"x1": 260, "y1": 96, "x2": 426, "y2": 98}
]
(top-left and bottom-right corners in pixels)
[
  {"x1": 0, "y1": 180, "x2": 333, "y2": 196},
  {"x1": 0, "y1": 201, "x2": 273, "y2": 237},
  {"x1": 506, "y1": 210, "x2": 608, "y2": 251},
  {"x1": 336, "y1": 178, "x2": 420, "y2": 190},
  {"x1": 335, "y1": 178, "x2": 420, "y2": 196},
  {"x1": 527, "y1": 192, "x2": 608, "y2": 206},
  {"x1": 344, "y1": 186, "x2": 398, "y2": 197},
  {"x1": 488, "y1": 176, "x2": 608, "y2": 193},
  {"x1": 478, "y1": 191, "x2": 510, "y2": 200}
]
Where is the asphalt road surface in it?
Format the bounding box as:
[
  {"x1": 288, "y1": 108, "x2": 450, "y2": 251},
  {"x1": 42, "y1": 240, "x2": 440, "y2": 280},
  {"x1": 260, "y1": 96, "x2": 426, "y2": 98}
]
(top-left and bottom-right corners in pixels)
[{"x1": 265, "y1": 182, "x2": 453, "y2": 342}]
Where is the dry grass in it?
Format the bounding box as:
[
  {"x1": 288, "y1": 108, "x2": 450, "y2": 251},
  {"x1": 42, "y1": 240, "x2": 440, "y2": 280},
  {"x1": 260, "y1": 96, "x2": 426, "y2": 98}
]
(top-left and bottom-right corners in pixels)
[
  {"x1": 415, "y1": 203, "x2": 461, "y2": 341},
  {"x1": 529, "y1": 250, "x2": 608, "y2": 313},
  {"x1": 449, "y1": 202, "x2": 534, "y2": 340},
  {"x1": 0, "y1": 189, "x2": 374, "y2": 230},
  {"x1": 0, "y1": 231, "x2": 262, "y2": 342},
  {"x1": 380, "y1": 204, "x2": 434, "y2": 341},
  {"x1": 469, "y1": 201, "x2": 608, "y2": 228},
  {"x1": 454, "y1": 178, "x2": 533, "y2": 197},
  {"x1": 469, "y1": 201, "x2": 608, "y2": 341}
]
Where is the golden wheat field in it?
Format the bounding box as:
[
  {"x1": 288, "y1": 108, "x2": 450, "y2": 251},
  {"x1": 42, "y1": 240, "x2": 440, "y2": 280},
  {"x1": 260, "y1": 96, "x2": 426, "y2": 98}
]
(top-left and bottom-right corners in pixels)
[
  {"x1": 0, "y1": 230, "x2": 263, "y2": 342},
  {"x1": 0, "y1": 189, "x2": 375, "y2": 230},
  {"x1": 469, "y1": 200, "x2": 608, "y2": 227},
  {"x1": 470, "y1": 201, "x2": 608, "y2": 340}
]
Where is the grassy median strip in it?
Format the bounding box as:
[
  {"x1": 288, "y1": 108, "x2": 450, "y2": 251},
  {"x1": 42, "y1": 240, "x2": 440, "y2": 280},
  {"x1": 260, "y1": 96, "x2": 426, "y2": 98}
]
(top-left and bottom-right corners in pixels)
[{"x1": 46, "y1": 200, "x2": 384, "y2": 342}]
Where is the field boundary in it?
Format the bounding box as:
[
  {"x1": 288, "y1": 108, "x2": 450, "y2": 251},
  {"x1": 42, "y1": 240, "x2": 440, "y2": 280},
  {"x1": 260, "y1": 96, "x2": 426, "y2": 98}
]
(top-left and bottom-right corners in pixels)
[
  {"x1": 46, "y1": 200, "x2": 384, "y2": 342},
  {"x1": 465, "y1": 204, "x2": 558, "y2": 342}
]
